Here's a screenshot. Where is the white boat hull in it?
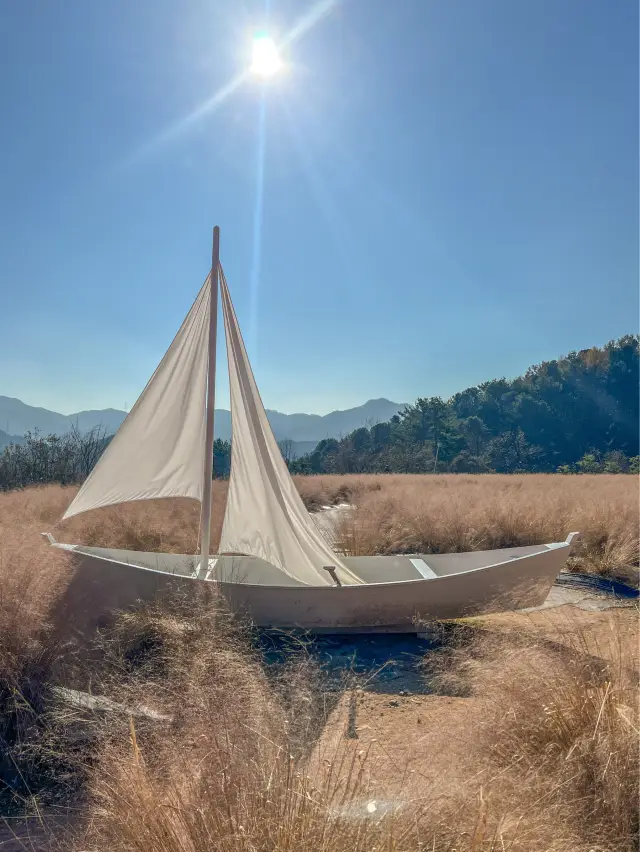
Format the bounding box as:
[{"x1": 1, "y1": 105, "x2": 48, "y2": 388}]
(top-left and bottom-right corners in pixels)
[{"x1": 47, "y1": 534, "x2": 579, "y2": 635}]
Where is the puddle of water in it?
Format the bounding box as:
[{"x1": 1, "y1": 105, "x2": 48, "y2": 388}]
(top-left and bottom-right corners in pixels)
[{"x1": 257, "y1": 632, "x2": 437, "y2": 694}]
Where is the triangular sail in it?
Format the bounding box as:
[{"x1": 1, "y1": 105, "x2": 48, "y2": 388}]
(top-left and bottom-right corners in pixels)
[
  {"x1": 218, "y1": 267, "x2": 363, "y2": 587},
  {"x1": 63, "y1": 277, "x2": 211, "y2": 520}
]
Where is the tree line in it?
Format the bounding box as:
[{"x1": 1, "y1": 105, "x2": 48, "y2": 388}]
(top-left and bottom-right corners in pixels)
[
  {"x1": 290, "y1": 335, "x2": 639, "y2": 475},
  {"x1": 1, "y1": 335, "x2": 637, "y2": 490},
  {"x1": 0, "y1": 427, "x2": 110, "y2": 491},
  {"x1": 0, "y1": 429, "x2": 237, "y2": 492}
]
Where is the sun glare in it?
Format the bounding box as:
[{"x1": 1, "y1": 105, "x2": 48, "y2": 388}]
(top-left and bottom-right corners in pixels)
[{"x1": 251, "y1": 35, "x2": 282, "y2": 77}]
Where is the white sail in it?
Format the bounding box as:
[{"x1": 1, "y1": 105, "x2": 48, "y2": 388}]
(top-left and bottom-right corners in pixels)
[
  {"x1": 63, "y1": 277, "x2": 211, "y2": 520},
  {"x1": 218, "y1": 267, "x2": 363, "y2": 587}
]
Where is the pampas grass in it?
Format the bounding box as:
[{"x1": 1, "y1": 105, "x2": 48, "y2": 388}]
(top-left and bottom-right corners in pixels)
[
  {"x1": 41, "y1": 473, "x2": 638, "y2": 582},
  {"x1": 72, "y1": 603, "x2": 638, "y2": 852},
  {"x1": 0, "y1": 478, "x2": 637, "y2": 850},
  {"x1": 330, "y1": 474, "x2": 638, "y2": 582}
]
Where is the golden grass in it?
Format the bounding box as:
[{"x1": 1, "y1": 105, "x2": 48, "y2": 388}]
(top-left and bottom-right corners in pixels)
[
  {"x1": 0, "y1": 478, "x2": 637, "y2": 849},
  {"x1": 422, "y1": 609, "x2": 639, "y2": 848},
  {"x1": 24, "y1": 473, "x2": 637, "y2": 581},
  {"x1": 66, "y1": 603, "x2": 638, "y2": 852},
  {"x1": 71, "y1": 599, "x2": 430, "y2": 852},
  {"x1": 330, "y1": 474, "x2": 639, "y2": 581},
  {"x1": 0, "y1": 488, "x2": 75, "y2": 809},
  {"x1": 481, "y1": 627, "x2": 638, "y2": 846}
]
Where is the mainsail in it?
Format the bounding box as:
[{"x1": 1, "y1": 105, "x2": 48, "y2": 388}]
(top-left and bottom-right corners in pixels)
[
  {"x1": 218, "y1": 267, "x2": 362, "y2": 586},
  {"x1": 61, "y1": 249, "x2": 362, "y2": 588},
  {"x1": 63, "y1": 277, "x2": 211, "y2": 520}
]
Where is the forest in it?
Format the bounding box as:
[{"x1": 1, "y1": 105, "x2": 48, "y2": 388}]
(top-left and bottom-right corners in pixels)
[{"x1": 291, "y1": 335, "x2": 639, "y2": 475}]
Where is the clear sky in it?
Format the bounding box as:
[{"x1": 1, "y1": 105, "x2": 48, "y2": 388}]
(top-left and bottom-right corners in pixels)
[{"x1": 1, "y1": 0, "x2": 637, "y2": 415}]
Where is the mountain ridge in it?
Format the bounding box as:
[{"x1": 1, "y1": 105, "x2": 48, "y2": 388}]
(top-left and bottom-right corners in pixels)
[{"x1": 0, "y1": 395, "x2": 405, "y2": 446}]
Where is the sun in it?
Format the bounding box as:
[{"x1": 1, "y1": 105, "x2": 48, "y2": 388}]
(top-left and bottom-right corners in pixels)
[{"x1": 251, "y1": 35, "x2": 282, "y2": 77}]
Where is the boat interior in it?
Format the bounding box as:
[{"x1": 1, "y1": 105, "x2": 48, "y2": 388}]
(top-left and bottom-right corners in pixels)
[{"x1": 50, "y1": 539, "x2": 568, "y2": 587}]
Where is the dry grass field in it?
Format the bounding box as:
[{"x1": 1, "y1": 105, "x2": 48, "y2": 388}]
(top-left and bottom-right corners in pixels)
[
  {"x1": 0, "y1": 475, "x2": 637, "y2": 850},
  {"x1": 13, "y1": 472, "x2": 637, "y2": 580}
]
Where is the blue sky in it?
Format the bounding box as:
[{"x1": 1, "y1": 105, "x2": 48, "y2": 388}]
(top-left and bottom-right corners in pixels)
[{"x1": 1, "y1": 0, "x2": 637, "y2": 415}]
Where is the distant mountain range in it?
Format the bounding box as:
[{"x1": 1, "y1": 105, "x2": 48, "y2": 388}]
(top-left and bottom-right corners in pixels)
[
  {"x1": 0, "y1": 397, "x2": 127, "y2": 438},
  {"x1": 0, "y1": 396, "x2": 405, "y2": 458}
]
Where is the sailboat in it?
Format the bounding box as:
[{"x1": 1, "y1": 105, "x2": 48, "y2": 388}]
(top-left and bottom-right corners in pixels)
[{"x1": 46, "y1": 228, "x2": 580, "y2": 634}]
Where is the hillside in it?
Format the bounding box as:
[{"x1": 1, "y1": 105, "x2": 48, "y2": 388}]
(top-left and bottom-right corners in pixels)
[{"x1": 292, "y1": 336, "x2": 640, "y2": 475}]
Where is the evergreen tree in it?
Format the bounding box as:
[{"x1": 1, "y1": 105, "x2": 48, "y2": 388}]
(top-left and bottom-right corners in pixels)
[{"x1": 291, "y1": 336, "x2": 639, "y2": 475}]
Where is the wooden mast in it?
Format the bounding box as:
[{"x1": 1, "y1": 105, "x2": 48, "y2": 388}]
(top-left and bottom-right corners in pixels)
[{"x1": 198, "y1": 225, "x2": 220, "y2": 577}]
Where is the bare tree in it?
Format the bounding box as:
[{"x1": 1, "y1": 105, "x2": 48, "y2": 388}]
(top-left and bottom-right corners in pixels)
[
  {"x1": 0, "y1": 426, "x2": 110, "y2": 491},
  {"x1": 278, "y1": 437, "x2": 295, "y2": 466}
]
